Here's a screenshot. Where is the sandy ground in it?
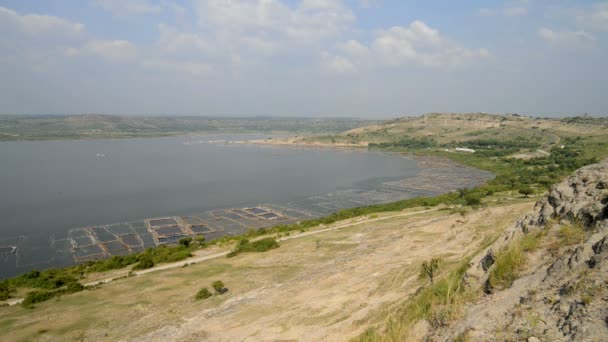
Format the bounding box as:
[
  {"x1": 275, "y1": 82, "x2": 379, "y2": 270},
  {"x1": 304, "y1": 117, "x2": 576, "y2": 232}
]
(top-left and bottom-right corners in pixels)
[{"x1": 0, "y1": 201, "x2": 534, "y2": 342}]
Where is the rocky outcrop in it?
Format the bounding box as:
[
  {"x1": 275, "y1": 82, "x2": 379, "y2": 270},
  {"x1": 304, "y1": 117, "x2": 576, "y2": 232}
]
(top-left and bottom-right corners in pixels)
[
  {"x1": 433, "y1": 160, "x2": 608, "y2": 341},
  {"x1": 519, "y1": 161, "x2": 608, "y2": 231},
  {"x1": 465, "y1": 160, "x2": 608, "y2": 293}
]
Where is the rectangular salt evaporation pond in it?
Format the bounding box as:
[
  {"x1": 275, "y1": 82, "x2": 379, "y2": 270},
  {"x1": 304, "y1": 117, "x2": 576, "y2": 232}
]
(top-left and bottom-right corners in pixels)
[
  {"x1": 245, "y1": 207, "x2": 268, "y2": 215},
  {"x1": 68, "y1": 229, "x2": 96, "y2": 248},
  {"x1": 119, "y1": 234, "x2": 143, "y2": 248},
  {"x1": 222, "y1": 211, "x2": 263, "y2": 227},
  {"x1": 260, "y1": 212, "x2": 280, "y2": 220},
  {"x1": 107, "y1": 223, "x2": 134, "y2": 236},
  {"x1": 102, "y1": 240, "x2": 130, "y2": 256},
  {"x1": 73, "y1": 244, "x2": 107, "y2": 262},
  {"x1": 189, "y1": 225, "x2": 213, "y2": 234},
  {"x1": 132, "y1": 223, "x2": 157, "y2": 249},
  {"x1": 90, "y1": 226, "x2": 116, "y2": 243},
  {"x1": 262, "y1": 204, "x2": 319, "y2": 221},
  {"x1": 181, "y1": 216, "x2": 205, "y2": 226},
  {"x1": 154, "y1": 225, "x2": 186, "y2": 237},
  {"x1": 149, "y1": 218, "x2": 177, "y2": 228}
]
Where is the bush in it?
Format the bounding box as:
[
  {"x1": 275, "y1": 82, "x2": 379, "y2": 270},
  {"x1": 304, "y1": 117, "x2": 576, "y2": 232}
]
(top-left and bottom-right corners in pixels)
[
  {"x1": 0, "y1": 281, "x2": 11, "y2": 301},
  {"x1": 419, "y1": 258, "x2": 442, "y2": 284},
  {"x1": 133, "y1": 256, "x2": 155, "y2": 270},
  {"x1": 227, "y1": 238, "x2": 279, "y2": 257},
  {"x1": 464, "y1": 193, "x2": 482, "y2": 206},
  {"x1": 195, "y1": 288, "x2": 212, "y2": 300},
  {"x1": 212, "y1": 280, "x2": 227, "y2": 294},
  {"x1": 179, "y1": 237, "x2": 193, "y2": 248},
  {"x1": 518, "y1": 187, "x2": 533, "y2": 197},
  {"x1": 22, "y1": 291, "x2": 55, "y2": 306},
  {"x1": 65, "y1": 282, "x2": 84, "y2": 293}
]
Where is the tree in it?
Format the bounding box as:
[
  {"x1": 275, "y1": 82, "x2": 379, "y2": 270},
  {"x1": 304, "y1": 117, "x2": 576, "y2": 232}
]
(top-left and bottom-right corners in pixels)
[
  {"x1": 195, "y1": 288, "x2": 212, "y2": 300},
  {"x1": 212, "y1": 280, "x2": 227, "y2": 294},
  {"x1": 419, "y1": 258, "x2": 442, "y2": 284},
  {"x1": 464, "y1": 193, "x2": 482, "y2": 206},
  {"x1": 518, "y1": 187, "x2": 533, "y2": 198},
  {"x1": 179, "y1": 237, "x2": 193, "y2": 248},
  {"x1": 195, "y1": 236, "x2": 206, "y2": 244}
]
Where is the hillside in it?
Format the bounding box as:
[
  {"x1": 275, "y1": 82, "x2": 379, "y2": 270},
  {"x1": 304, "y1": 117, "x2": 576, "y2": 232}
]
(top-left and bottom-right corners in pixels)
[
  {"x1": 0, "y1": 196, "x2": 537, "y2": 341},
  {"x1": 258, "y1": 113, "x2": 607, "y2": 153},
  {"x1": 392, "y1": 159, "x2": 608, "y2": 341},
  {"x1": 0, "y1": 115, "x2": 376, "y2": 141}
]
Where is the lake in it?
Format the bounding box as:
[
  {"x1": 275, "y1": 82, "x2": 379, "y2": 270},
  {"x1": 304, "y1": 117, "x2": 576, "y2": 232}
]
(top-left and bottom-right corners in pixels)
[{"x1": 0, "y1": 135, "x2": 490, "y2": 278}]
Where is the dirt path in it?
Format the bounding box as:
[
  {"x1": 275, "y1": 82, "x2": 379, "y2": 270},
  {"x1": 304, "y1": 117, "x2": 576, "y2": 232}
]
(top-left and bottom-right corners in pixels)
[
  {"x1": 93, "y1": 208, "x2": 440, "y2": 282},
  {"x1": 0, "y1": 202, "x2": 535, "y2": 341},
  {"x1": 6, "y1": 208, "x2": 440, "y2": 306}
]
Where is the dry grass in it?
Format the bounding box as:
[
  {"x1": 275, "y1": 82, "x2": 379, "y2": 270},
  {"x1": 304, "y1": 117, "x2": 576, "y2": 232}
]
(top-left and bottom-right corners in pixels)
[{"x1": 0, "y1": 201, "x2": 534, "y2": 342}]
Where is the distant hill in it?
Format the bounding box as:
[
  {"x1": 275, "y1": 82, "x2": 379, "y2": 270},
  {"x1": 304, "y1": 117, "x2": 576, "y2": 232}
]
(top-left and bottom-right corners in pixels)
[
  {"x1": 0, "y1": 114, "x2": 378, "y2": 141},
  {"x1": 295, "y1": 112, "x2": 607, "y2": 148}
]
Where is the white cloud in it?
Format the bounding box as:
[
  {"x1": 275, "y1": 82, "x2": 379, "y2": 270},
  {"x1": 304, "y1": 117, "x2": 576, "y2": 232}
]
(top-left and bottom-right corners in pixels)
[
  {"x1": 157, "y1": 24, "x2": 210, "y2": 55},
  {"x1": 66, "y1": 40, "x2": 138, "y2": 63},
  {"x1": 577, "y1": 2, "x2": 608, "y2": 31},
  {"x1": 194, "y1": 0, "x2": 354, "y2": 43},
  {"x1": 0, "y1": 6, "x2": 84, "y2": 37},
  {"x1": 366, "y1": 21, "x2": 488, "y2": 67},
  {"x1": 321, "y1": 52, "x2": 356, "y2": 73},
  {"x1": 538, "y1": 27, "x2": 595, "y2": 47}
]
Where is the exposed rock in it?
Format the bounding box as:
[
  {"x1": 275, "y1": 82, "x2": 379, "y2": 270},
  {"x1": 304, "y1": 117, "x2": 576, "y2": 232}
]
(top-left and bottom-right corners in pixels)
[
  {"x1": 433, "y1": 160, "x2": 608, "y2": 342},
  {"x1": 519, "y1": 161, "x2": 608, "y2": 231}
]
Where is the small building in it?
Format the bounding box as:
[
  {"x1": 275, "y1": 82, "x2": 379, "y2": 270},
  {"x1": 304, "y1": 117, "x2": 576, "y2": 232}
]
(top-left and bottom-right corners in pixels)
[{"x1": 455, "y1": 148, "x2": 476, "y2": 153}]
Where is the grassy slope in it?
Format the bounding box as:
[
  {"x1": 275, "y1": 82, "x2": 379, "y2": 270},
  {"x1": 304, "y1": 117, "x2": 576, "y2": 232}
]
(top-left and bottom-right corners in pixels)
[{"x1": 0, "y1": 199, "x2": 535, "y2": 341}]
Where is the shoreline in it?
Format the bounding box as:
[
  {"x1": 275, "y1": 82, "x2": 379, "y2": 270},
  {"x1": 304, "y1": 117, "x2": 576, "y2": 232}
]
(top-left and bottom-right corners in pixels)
[{"x1": 0, "y1": 138, "x2": 493, "y2": 280}]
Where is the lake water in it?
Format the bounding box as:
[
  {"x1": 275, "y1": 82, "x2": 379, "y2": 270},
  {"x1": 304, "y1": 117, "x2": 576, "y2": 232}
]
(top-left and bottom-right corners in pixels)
[
  {"x1": 0, "y1": 134, "x2": 432, "y2": 277},
  {"x1": 0, "y1": 134, "x2": 493, "y2": 278}
]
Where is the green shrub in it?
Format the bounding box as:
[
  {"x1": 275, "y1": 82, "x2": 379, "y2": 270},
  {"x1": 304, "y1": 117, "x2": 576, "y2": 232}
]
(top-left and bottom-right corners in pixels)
[
  {"x1": 464, "y1": 193, "x2": 482, "y2": 206},
  {"x1": 212, "y1": 280, "x2": 227, "y2": 294},
  {"x1": 179, "y1": 237, "x2": 193, "y2": 248},
  {"x1": 22, "y1": 291, "x2": 55, "y2": 306},
  {"x1": 227, "y1": 238, "x2": 279, "y2": 257},
  {"x1": 65, "y1": 282, "x2": 84, "y2": 293},
  {"x1": 133, "y1": 256, "x2": 155, "y2": 270},
  {"x1": 518, "y1": 187, "x2": 533, "y2": 197},
  {"x1": 195, "y1": 288, "x2": 212, "y2": 300},
  {"x1": 419, "y1": 258, "x2": 442, "y2": 284},
  {"x1": 0, "y1": 280, "x2": 11, "y2": 300}
]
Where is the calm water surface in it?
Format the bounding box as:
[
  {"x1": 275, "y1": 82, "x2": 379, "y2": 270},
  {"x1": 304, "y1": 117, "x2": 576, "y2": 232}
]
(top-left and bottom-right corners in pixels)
[{"x1": 0, "y1": 135, "x2": 419, "y2": 276}]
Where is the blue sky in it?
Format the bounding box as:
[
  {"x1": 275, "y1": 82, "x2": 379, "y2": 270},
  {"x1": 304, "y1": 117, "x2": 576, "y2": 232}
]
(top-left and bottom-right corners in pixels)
[{"x1": 0, "y1": 0, "x2": 606, "y2": 117}]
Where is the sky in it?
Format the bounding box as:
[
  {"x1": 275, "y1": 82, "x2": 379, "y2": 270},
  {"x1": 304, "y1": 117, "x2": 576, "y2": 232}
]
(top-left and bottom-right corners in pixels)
[{"x1": 0, "y1": 0, "x2": 607, "y2": 118}]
